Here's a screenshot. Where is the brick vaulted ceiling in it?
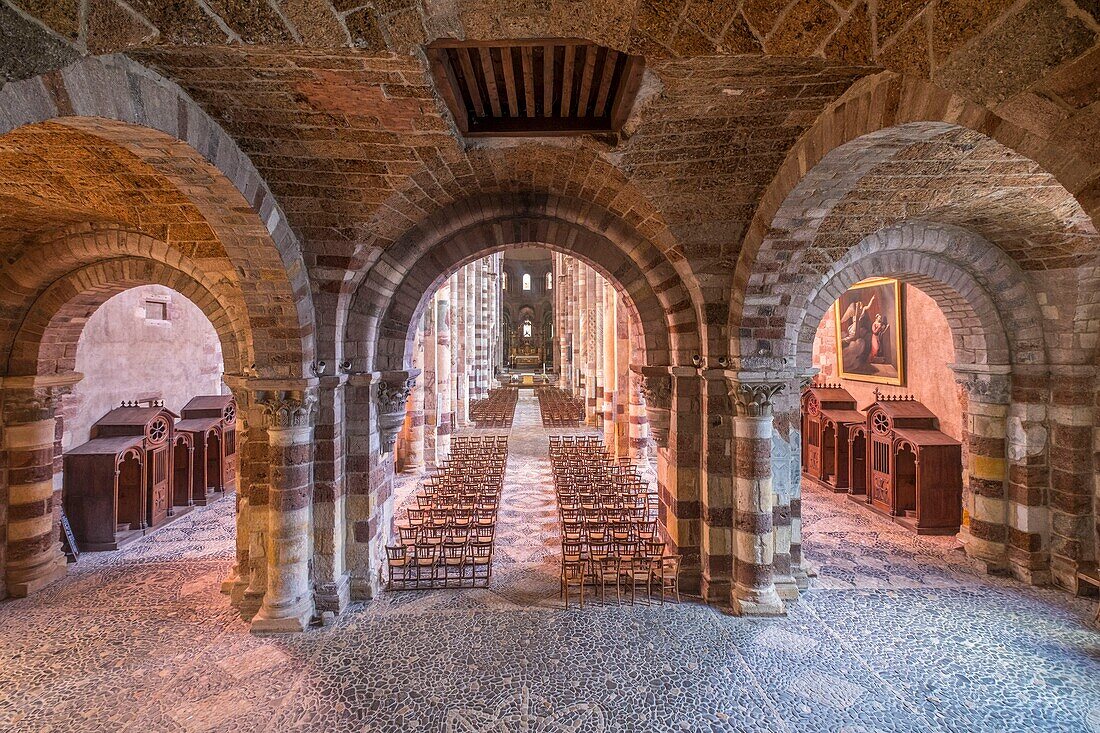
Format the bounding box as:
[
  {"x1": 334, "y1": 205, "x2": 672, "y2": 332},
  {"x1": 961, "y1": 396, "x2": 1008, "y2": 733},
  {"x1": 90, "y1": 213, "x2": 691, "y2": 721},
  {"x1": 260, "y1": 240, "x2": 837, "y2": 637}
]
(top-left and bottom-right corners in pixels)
[{"x1": 1, "y1": 0, "x2": 1098, "y2": 290}]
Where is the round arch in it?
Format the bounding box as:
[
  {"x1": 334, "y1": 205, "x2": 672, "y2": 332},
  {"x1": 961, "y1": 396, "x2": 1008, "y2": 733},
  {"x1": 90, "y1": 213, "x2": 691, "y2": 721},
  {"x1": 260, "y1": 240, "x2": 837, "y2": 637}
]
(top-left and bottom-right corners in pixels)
[
  {"x1": 0, "y1": 55, "x2": 315, "y2": 378},
  {"x1": 346, "y1": 194, "x2": 702, "y2": 373}
]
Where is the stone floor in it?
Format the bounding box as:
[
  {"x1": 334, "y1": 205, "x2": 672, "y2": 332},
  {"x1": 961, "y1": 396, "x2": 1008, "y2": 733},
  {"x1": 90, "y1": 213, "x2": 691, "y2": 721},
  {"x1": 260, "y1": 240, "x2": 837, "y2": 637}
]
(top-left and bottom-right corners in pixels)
[{"x1": 2, "y1": 394, "x2": 1098, "y2": 732}]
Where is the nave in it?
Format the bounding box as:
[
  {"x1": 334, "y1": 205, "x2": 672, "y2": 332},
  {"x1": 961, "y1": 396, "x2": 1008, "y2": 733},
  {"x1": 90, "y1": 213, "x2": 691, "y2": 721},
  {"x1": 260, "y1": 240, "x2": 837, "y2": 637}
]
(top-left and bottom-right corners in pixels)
[{"x1": 1, "y1": 395, "x2": 1096, "y2": 732}]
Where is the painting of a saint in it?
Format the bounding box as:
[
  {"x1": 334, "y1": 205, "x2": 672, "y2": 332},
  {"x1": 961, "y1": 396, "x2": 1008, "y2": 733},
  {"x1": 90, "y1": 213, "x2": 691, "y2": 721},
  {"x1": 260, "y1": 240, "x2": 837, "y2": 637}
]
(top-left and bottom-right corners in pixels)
[{"x1": 834, "y1": 277, "x2": 905, "y2": 385}]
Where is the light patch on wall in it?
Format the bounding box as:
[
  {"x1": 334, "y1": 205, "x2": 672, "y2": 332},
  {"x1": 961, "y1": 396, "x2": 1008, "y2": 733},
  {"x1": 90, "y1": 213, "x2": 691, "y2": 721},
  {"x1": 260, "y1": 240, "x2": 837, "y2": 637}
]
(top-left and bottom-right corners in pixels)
[{"x1": 144, "y1": 299, "x2": 168, "y2": 321}]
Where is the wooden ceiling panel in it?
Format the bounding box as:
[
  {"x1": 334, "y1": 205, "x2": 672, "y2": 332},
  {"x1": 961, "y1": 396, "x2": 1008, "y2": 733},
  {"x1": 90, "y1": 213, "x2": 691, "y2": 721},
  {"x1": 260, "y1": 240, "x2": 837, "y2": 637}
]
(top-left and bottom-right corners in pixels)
[{"x1": 428, "y1": 39, "x2": 644, "y2": 136}]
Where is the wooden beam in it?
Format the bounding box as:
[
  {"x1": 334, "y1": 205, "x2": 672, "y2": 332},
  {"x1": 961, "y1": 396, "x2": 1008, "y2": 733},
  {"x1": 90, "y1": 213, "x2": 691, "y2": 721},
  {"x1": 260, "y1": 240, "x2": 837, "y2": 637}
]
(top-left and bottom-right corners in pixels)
[
  {"x1": 576, "y1": 45, "x2": 597, "y2": 118},
  {"x1": 456, "y1": 47, "x2": 486, "y2": 118},
  {"x1": 521, "y1": 46, "x2": 535, "y2": 117},
  {"x1": 542, "y1": 44, "x2": 555, "y2": 117},
  {"x1": 478, "y1": 46, "x2": 502, "y2": 118},
  {"x1": 560, "y1": 44, "x2": 574, "y2": 117},
  {"x1": 609, "y1": 55, "x2": 644, "y2": 130},
  {"x1": 593, "y1": 49, "x2": 618, "y2": 117},
  {"x1": 500, "y1": 46, "x2": 520, "y2": 117},
  {"x1": 428, "y1": 48, "x2": 469, "y2": 133}
]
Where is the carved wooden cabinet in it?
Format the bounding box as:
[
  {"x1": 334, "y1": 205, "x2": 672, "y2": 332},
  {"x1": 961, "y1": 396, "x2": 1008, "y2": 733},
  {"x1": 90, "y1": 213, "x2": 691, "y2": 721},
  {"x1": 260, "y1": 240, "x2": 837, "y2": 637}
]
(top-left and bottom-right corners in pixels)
[
  {"x1": 64, "y1": 403, "x2": 179, "y2": 550},
  {"x1": 178, "y1": 395, "x2": 238, "y2": 502},
  {"x1": 861, "y1": 393, "x2": 962, "y2": 535},
  {"x1": 801, "y1": 384, "x2": 864, "y2": 492}
]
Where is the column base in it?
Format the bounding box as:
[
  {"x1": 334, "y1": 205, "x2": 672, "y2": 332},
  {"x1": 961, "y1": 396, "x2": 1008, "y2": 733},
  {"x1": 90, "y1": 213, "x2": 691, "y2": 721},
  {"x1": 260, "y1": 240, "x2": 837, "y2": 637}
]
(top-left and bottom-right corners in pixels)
[
  {"x1": 237, "y1": 589, "x2": 265, "y2": 621},
  {"x1": 729, "y1": 586, "x2": 786, "y2": 617},
  {"x1": 315, "y1": 573, "x2": 352, "y2": 614},
  {"x1": 959, "y1": 529, "x2": 1010, "y2": 573},
  {"x1": 773, "y1": 574, "x2": 800, "y2": 601},
  {"x1": 250, "y1": 597, "x2": 314, "y2": 634},
  {"x1": 700, "y1": 576, "x2": 730, "y2": 605},
  {"x1": 6, "y1": 555, "x2": 68, "y2": 598},
  {"x1": 792, "y1": 565, "x2": 811, "y2": 590}
]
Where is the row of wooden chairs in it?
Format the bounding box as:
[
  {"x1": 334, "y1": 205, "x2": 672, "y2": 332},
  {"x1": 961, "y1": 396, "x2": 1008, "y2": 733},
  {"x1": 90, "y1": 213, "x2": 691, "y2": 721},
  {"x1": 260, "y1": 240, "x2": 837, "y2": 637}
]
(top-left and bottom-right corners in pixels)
[
  {"x1": 387, "y1": 437, "x2": 508, "y2": 590},
  {"x1": 470, "y1": 387, "x2": 518, "y2": 428},
  {"x1": 549, "y1": 436, "x2": 681, "y2": 608},
  {"x1": 536, "y1": 386, "x2": 585, "y2": 426}
]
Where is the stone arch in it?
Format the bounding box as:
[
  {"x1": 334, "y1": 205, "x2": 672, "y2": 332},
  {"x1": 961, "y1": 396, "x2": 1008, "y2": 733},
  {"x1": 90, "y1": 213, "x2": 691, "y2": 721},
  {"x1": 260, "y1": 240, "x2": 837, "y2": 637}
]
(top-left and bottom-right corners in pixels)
[
  {"x1": 0, "y1": 54, "x2": 315, "y2": 378},
  {"x1": 732, "y1": 73, "x2": 1100, "y2": 362},
  {"x1": 345, "y1": 193, "x2": 701, "y2": 373},
  {"x1": 788, "y1": 223, "x2": 1042, "y2": 372},
  {"x1": 0, "y1": 227, "x2": 252, "y2": 377},
  {"x1": 8, "y1": 257, "x2": 246, "y2": 380}
]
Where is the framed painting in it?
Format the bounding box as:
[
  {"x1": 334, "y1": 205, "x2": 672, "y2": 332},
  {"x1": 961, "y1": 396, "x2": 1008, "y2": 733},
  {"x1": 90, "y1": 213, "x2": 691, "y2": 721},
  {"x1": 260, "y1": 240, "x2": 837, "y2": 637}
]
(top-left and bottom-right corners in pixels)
[{"x1": 834, "y1": 277, "x2": 906, "y2": 386}]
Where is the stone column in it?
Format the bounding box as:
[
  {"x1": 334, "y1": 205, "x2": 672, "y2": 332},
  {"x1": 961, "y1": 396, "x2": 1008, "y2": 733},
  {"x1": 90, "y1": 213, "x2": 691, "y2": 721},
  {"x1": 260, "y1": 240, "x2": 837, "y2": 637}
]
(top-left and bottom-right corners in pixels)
[
  {"x1": 953, "y1": 365, "x2": 1012, "y2": 575},
  {"x1": 727, "y1": 374, "x2": 786, "y2": 617},
  {"x1": 436, "y1": 282, "x2": 453, "y2": 459},
  {"x1": 312, "y1": 373, "x2": 351, "y2": 614},
  {"x1": 699, "y1": 368, "x2": 733, "y2": 604},
  {"x1": 252, "y1": 390, "x2": 316, "y2": 633},
  {"x1": 585, "y1": 267, "x2": 600, "y2": 425},
  {"x1": 478, "y1": 259, "x2": 490, "y2": 398},
  {"x1": 453, "y1": 266, "x2": 469, "y2": 428},
  {"x1": 401, "y1": 322, "x2": 426, "y2": 471},
  {"x1": 1048, "y1": 364, "x2": 1096, "y2": 591},
  {"x1": 615, "y1": 297, "x2": 633, "y2": 458},
  {"x1": 767, "y1": 381, "x2": 803, "y2": 599},
  {"x1": 1, "y1": 375, "x2": 78, "y2": 598},
  {"x1": 422, "y1": 303, "x2": 439, "y2": 468},
  {"x1": 602, "y1": 284, "x2": 617, "y2": 446}
]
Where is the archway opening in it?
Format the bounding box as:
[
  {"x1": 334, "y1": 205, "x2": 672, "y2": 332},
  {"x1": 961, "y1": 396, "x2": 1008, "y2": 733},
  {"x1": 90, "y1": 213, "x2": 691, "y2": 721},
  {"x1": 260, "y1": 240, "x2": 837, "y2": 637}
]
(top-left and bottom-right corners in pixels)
[
  {"x1": 800, "y1": 276, "x2": 974, "y2": 587},
  {"x1": 58, "y1": 284, "x2": 236, "y2": 555},
  {"x1": 383, "y1": 245, "x2": 658, "y2": 598}
]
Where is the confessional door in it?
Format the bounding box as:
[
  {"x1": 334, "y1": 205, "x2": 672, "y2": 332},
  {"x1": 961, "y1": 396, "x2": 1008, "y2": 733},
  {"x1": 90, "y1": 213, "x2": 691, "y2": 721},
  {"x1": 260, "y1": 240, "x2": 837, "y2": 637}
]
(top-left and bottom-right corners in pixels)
[
  {"x1": 821, "y1": 423, "x2": 836, "y2": 482},
  {"x1": 849, "y1": 432, "x2": 867, "y2": 496},
  {"x1": 147, "y1": 445, "x2": 170, "y2": 528},
  {"x1": 173, "y1": 438, "x2": 192, "y2": 507},
  {"x1": 206, "y1": 431, "x2": 223, "y2": 495},
  {"x1": 223, "y1": 429, "x2": 237, "y2": 491},
  {"x1": 805, "y1": 419, "x2": 821, "y2": 478},
  {"x1": 118, "y1": 452, "x2": 145, "y2": 532},
  {"x1": 870, "y1": 434, "x2": 893, "y2": 514}
]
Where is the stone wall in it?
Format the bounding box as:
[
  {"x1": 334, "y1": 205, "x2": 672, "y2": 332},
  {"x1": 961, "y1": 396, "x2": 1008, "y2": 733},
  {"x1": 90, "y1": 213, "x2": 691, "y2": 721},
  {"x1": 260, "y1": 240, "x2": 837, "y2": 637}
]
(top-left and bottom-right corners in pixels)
[{"x1": 61, "y1": 285, "x2": 224, "y2": 451}]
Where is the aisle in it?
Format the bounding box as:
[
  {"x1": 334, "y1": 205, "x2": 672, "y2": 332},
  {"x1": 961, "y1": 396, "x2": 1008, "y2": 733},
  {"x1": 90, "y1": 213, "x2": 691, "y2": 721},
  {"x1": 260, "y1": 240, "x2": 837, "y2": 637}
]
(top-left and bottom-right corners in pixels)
[{"x1": 487, "y1": 392, "x2": 598, "y2": 607}]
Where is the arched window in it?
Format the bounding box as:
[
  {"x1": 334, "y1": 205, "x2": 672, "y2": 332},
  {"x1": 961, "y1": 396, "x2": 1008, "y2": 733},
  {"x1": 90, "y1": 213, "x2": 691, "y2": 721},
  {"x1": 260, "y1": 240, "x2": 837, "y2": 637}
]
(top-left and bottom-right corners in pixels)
[
  {"x1": 502, "y1": 271, "x2": 508, "y2": 290},
  {"x1": 522, "y1": 318, "x2": 532, "y2": 338},
  {"x1": 546, "y1": 272, "x2": 553, "y2": 290},
  {"x1": 522, "y1": 273, "x2": 531, "y2": 291}
]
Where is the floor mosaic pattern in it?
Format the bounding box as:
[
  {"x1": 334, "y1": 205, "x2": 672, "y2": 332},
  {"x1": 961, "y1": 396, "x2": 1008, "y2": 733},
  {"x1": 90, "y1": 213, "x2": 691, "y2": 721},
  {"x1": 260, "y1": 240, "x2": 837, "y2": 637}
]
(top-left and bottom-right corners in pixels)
[{"x1": 1, "y1": 395, "x2": 1098, "y2": 732}]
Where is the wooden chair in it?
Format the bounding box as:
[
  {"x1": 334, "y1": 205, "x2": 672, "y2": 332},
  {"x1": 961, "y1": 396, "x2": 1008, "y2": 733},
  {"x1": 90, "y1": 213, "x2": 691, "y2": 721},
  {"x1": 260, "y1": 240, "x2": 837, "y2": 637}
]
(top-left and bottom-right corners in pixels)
[
  {"x1": 469, "y1": 541, "x2": 494, "y2": 587},
  {"x1": 654, "y1": 555, "x2": 681, "y2": 603},
  {"x1": 397, "y1": 525, "x2": 419, "y2": 547},
  {"x1": 441, "y1": 541, "x2": 467, "y2": 587},
  {"x1": 561, "y1": 560, "x2": 587, "y2": 609},
  {"x1": 594, "y1": 556, "x2": 621, "y2": 605},
  {"x1": 385, "y1": 545, "x2": 409, "y2": 587},
  {"x1": 624, "y1": 556, "x2": 655, "y2": 605},
  {"x1": 412, "y1": 543, "x2": 438, "y2": 588}
]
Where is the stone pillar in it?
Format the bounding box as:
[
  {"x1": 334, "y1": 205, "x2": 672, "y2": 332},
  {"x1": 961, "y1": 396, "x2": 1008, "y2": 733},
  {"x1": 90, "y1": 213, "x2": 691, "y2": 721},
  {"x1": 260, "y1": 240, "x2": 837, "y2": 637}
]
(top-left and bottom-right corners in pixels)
[
  {"x1": 615, "y1": 297, "x2": 633, "y2": 458},
  {"x1": 402, "y1": 321, "x2": 426, "y2": 471},
  {"x1": 585, "y1": 267, "x2": 600, "y2": 425},
  {"x1": 699, "y1": 368, "x2": 733, "y2": 604},
  {"x1": 1048, "y1": 364, "x2": 1096, "y2": 591},
  {"x1": 602, "y1": 284, "x2": 617, "y2": 446},
  {"x1": 436, "y1": 282, "x2": 453, "y2": 459},
  {"x1": 453, "y1": 266, "x2": 469, "y2": 428},
  {"x1": 953, "y1": 365, "x2": 1012, "y2": 575},
  {"x1": 768, "y1": 381, "x2": 803, "y2": 599},
  {"x1": 252, "y1": 390, "x2": 316, "y2": 633},
  {"x1": 1, "y1": 376, "x2": 78, "y2": 598},
  {"x1": 422, "y1": 303, "x2": 439, "y2": 468},
  {"x1": 478, "y1": 259, "x2": 490, "y2": 398},
  {"x1": 727, "y1": 375, "x2": 786, "y2": 617},
  {"x1": 312, "y1": 374, "x2": 351, "y2": 614}
]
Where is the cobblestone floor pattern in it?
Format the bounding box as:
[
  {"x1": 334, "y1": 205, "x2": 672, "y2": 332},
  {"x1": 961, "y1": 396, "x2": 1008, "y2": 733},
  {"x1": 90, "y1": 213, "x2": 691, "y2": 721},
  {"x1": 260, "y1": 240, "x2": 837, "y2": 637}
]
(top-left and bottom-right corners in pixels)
[{"x1": 1, "y1": 395, "x2": 1097, "y2": 732}]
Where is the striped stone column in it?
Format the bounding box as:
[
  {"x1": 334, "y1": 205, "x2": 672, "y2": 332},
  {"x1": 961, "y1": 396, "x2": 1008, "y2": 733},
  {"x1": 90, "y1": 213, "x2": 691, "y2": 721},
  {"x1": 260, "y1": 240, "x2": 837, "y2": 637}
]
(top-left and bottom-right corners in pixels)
[
  {"x1": 586, "y1": 267, "x2": 600, "y2": 426},
  {"x1": 953, "y1": 365, "x2": 1012, "y2": 574},
  {"x1": 699, "y1": 369, "x2": 733, "y2": 604},
  {"x1": 1047, "y1": 364, "x2": 1096, "y2": 591},
  {"x1": 602, "y1": 284, "x2": 617, "y2": 446},
  {"x1": 422, "y1": 303, "x2": 439, "y2": 468},
  {"x1": 614, "y1": 297, "x2": 633, "y2": 458},
  {"x1": 252, "y1": 390, "x2": 316, "y2": 633},
  {"x1": 453, "y1": 266, "x2": 469, "y2": 428},
  {"x1": 728, "y1": 376, "x2": 786, "y2": 617},
  {"x1": 436, "y1": 282, "x2": 453, "y2": 460},
  {"x1": 2, "y1": 380, "x2": 74, "y2": 598},
  {"x1": 403, "y1": 322, "x2": 426, "y2": 470}
]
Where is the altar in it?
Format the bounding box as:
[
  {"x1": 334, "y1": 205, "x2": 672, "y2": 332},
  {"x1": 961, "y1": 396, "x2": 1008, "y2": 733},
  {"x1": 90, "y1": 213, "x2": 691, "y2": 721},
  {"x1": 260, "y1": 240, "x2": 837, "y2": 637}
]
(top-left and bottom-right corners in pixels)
[{"x1": 509, "y1": 343, "x2": 544, "y2": 369}]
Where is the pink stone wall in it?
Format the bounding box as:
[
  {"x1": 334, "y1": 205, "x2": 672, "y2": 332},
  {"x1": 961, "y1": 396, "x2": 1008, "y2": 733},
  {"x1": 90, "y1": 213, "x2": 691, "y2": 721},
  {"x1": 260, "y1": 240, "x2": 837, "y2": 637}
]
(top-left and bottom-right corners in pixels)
[
  {"x1": 812, "y1": 283, "x2": 964, "y2": 441},
  {"x1": 61, "y1": 285, "x2": 225, "y2": 451}
]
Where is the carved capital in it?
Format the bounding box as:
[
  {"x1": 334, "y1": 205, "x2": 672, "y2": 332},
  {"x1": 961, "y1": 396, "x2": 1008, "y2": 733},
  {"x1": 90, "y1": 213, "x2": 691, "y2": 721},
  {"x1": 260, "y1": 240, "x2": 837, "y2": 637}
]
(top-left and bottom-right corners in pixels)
[
  {"x1": 729, "y1": 380, "x2": 785, "y2": 418},
  {"x1": 951, "y1": 366, "x2": 1011, "y2": 405},
  {"x1": 376, "y1": 369, "x2": 420, "y2": 454},
  {"x1": 257, "y1": 391, "x2": 317, "y2": 429}
]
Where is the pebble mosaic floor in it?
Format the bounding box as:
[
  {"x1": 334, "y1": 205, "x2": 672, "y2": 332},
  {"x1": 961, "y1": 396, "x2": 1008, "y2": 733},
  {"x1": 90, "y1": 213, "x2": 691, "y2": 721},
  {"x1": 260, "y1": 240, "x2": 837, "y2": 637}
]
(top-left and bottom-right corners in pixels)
[{"x1": 1, "y1": 394, "x2": 1098, "y2": 733}]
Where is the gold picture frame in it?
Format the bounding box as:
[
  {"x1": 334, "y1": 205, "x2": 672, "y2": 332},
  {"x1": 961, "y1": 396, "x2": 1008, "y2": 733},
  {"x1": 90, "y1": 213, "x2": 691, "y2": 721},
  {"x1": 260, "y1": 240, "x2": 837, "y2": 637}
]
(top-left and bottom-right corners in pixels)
[{"x1": 834, "y1": 277, "x2": 906, "y2": 386}]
